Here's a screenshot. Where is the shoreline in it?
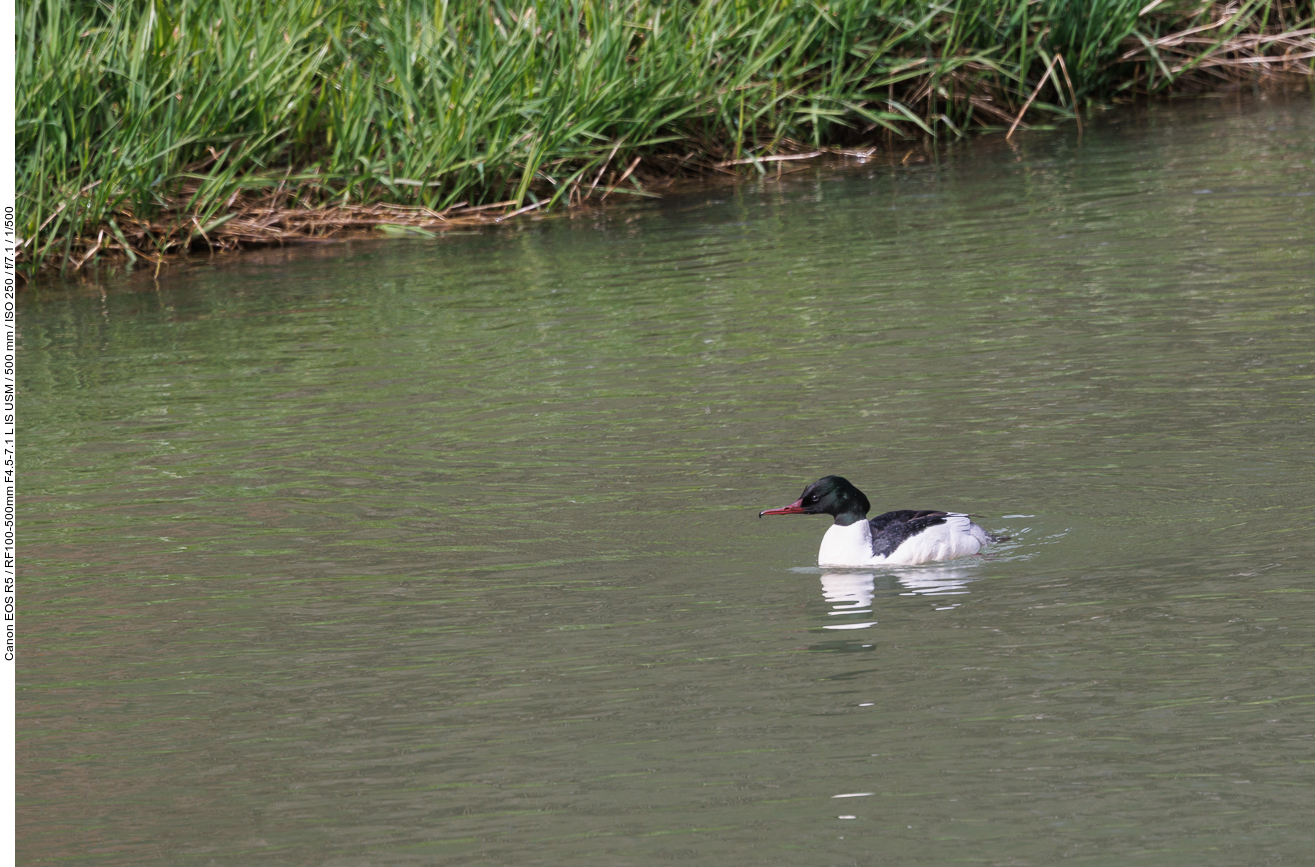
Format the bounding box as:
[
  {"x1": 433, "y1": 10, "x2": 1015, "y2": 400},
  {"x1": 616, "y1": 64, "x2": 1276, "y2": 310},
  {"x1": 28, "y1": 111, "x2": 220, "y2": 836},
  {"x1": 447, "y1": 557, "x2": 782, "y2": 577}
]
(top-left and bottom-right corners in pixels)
[
  {"x1": 23, "y1": 143, "x2": 916, "y2": 288},
  {"x1": 26, "y1": 83, "x2": 1313, "y2": 290},
  {"x1": 18, "y1": 1, "x2": 1314, "y2": 280}
]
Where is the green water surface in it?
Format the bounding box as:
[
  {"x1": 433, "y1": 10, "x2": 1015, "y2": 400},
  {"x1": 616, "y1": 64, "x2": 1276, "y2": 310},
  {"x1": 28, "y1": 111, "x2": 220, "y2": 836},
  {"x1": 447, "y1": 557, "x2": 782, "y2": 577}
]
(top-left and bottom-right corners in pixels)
[{"x1": 18, "y1": 92, "x2": 1315, "y2": 865}]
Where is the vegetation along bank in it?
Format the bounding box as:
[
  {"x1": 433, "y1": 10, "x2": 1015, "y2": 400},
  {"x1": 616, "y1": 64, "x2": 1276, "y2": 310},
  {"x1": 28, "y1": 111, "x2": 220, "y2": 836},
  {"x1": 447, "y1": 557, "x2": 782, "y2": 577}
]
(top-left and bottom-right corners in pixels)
[{"x1": 16, "y1": 0, "x2": 1315, "y2": 278}]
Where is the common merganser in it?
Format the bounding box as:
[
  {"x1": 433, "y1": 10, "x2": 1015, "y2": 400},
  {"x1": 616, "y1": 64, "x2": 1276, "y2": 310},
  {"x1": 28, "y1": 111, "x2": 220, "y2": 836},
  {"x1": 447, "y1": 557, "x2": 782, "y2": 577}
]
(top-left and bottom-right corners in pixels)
[{"x1": 759, "y1": 475, "x2": 996, "y2": 567}]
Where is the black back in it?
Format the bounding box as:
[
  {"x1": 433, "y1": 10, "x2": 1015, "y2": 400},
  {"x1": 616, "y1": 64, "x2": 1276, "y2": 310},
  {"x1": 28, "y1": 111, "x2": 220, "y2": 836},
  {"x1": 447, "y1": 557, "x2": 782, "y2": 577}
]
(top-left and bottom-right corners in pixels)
[{"x1": 869, "y1": 510, "x2": 949, "y2": 558}]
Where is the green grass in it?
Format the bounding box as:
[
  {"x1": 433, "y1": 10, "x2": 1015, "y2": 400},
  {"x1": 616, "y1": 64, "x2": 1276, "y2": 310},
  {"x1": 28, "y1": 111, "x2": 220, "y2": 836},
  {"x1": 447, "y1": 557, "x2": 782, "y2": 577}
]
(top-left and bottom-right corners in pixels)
[{"x1": 16, "y1": 0, "x2": 1315, "y2": 276}]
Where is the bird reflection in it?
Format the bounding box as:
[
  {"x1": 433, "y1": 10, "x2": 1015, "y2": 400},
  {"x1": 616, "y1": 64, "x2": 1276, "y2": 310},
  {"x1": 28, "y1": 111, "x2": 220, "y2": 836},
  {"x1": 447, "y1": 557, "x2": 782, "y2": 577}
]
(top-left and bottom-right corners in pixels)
[
  {"x1": 819, "y1": 565, "x2": 980, "y2": 629},
  {"x1": 890, "y1": 565, "x2": 977, "y2": 597}
]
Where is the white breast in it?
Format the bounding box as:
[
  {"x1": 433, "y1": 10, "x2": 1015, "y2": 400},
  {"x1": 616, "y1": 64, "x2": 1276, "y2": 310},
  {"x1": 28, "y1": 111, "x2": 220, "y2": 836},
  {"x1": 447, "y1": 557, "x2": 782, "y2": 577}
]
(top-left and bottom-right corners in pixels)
[{"x1": 818, "y1": 521, "x2": 879, "y2": 567}]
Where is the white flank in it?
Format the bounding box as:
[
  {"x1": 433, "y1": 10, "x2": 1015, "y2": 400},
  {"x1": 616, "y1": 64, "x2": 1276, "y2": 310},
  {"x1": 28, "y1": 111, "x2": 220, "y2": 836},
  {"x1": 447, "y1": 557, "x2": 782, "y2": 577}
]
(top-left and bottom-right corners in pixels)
[{"x1": 817, "y1": 514, "x2": 988, "y2": 567}]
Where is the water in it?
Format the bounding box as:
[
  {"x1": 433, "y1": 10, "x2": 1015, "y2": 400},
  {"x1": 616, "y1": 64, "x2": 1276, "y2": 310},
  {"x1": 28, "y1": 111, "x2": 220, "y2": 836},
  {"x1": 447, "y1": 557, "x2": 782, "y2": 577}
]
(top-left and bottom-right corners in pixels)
[{"x1": 18, "y1": 92, "x2": 1315, "y2": 864}]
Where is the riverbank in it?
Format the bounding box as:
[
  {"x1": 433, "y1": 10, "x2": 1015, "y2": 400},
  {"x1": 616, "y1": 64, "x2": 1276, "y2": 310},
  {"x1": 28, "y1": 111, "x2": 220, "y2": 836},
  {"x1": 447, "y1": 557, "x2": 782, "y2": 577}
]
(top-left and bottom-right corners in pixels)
[{"x1": 17, "y1": 0, "x2": 1314, "y2": 278}]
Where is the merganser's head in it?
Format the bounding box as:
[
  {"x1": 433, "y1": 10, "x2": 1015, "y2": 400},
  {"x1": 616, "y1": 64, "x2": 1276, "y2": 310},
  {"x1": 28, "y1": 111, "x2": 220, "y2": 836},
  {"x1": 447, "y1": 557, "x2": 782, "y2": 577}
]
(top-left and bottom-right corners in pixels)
[{"x1": 759, "y1": 475, "x2": 871, "y2": 526}]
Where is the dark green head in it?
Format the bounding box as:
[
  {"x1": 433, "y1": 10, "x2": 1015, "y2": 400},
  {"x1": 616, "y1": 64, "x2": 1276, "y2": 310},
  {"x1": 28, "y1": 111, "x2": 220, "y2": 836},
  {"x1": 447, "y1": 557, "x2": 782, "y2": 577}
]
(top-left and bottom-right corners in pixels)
[{"x1": 759, "y1": 475, "x2": 871, "y2": 526}]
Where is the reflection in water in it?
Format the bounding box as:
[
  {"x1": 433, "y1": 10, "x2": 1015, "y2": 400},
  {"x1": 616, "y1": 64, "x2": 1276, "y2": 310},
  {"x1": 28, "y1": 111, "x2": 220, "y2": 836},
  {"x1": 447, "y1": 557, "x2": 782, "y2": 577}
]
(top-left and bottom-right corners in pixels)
[
  {"x1": 892, "y1": 565, "x2": 977, "y2": 597},
  {"x1": 819, "y1": 571, "x2": 875, "y2": 613},
  {"x1": 819, "y1": 565, "x2": 981, "y2": 628}
]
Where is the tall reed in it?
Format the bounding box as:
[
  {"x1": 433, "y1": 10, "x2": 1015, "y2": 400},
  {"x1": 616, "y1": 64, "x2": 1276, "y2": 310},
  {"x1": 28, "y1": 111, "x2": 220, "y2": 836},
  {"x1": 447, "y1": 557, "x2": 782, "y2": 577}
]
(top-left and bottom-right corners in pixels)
[{"x1": 16, "y1": 0, "x2": 1315, "y2": 276}]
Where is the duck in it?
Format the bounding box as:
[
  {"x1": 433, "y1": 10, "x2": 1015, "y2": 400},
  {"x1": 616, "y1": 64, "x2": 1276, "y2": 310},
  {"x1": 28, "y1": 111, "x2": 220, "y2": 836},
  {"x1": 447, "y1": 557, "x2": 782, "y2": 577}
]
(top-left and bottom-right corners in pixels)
[{"x1": 759, "y1": 475, "x2": 996, "y2": 567}]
